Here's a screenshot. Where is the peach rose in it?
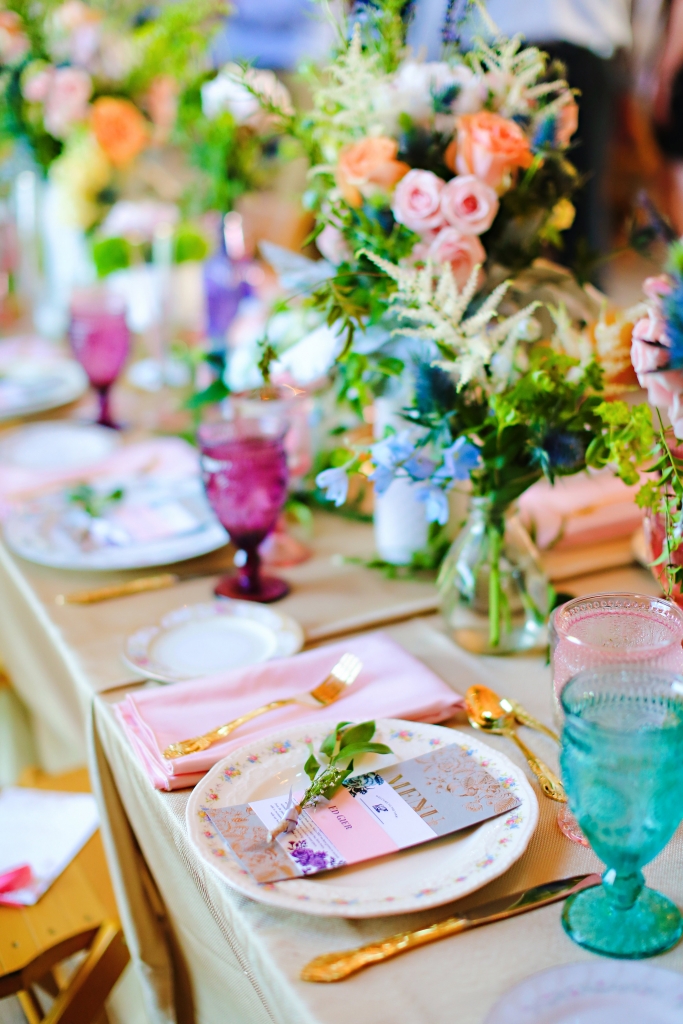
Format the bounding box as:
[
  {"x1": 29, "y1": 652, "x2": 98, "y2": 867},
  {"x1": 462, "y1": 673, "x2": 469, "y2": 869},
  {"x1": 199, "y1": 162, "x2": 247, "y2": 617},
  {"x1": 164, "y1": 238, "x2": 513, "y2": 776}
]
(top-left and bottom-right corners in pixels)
[
  {"x1": 146, "y1": 76, "x2": 178, "y2": 143},
  {"x1": 447, "y1": 111, "x2": 533, "y2": 191},
  {"x1": 392, "y1": 169, "x2": 445, "y2": 233},
  {"x1": 337, "y1": 137, "x2": 409, "y2": 208},
  {"x1": 556, "y1": 98, "x2": 578, "y2": 147},
  {"x1": 428, "y1": 227, "x2": 485, "y2": 288},
  {"x1": 439, "y1": 173, "x2": 499, "y2": 235},
  {"x1": 91, "y1": 97, "x2": 148, "y2": 166},
  {"x1": 0, "y1": 10, "x2": 29, "y2": 65}
]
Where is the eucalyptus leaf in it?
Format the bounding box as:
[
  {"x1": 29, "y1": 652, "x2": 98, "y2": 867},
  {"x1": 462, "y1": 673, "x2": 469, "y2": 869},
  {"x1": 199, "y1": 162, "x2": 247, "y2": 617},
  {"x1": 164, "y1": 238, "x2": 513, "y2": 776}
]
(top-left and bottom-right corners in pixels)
[
  {"x1": 338, "y1": 721, "x2": 376, "y2": 748},
  {"x1": 320, "y1": 722, "x2": 352, "y2": 758},
  {"x1": 331, "y1": 742, "x2": 392, "y2": 763}
]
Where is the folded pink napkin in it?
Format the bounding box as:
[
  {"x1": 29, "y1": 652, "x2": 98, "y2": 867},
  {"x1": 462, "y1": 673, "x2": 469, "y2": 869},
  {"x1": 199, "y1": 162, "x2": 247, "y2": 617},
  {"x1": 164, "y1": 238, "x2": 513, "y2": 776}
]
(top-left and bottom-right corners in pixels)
[
  {"x1": 0, "y1": 436, "x2": 199, "y2": 518},
  {"x1": 518, "y1": 469, "x2": 643, "y2": 551},
  {"x1": 115, "y1": 633, "x2": 464, "y2": 791}
]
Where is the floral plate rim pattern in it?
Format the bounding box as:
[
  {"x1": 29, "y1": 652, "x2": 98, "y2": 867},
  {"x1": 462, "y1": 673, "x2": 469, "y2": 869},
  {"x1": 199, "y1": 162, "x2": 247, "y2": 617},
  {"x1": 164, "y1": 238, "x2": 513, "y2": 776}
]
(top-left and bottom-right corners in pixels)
[{"x1": 185, "y1": 718, "x2": 539, "y2": 918}]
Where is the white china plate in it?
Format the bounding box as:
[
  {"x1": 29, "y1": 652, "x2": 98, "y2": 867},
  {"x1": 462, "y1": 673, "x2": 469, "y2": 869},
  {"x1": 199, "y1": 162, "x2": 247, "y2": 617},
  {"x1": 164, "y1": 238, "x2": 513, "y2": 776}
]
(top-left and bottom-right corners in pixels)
[
  {"x1": 0, "y1": 360, "x2": 88, "y2": 420},
  {"x1": 123, "y1": 600, "x2": 304, "y2": 682},
  {"x1": 0, "y1": 421, "x2": 118, "y2": 471},
  {"x1": 484, "y1": 961, "x2": 683, "y2": 1024},
  {"x1": 4, "y1": 477, "x2": 227, "y2": 570},
  {"x1": 186, "y1": 718, "x2": 538, "y2": 918}
]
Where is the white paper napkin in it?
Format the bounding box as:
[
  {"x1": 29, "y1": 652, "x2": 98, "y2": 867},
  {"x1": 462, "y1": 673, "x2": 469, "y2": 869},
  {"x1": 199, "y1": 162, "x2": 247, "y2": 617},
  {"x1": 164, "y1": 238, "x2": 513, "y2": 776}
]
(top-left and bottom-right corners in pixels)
[{"x1": 0, "y1": 788, "x2": 99, "y2": 905}]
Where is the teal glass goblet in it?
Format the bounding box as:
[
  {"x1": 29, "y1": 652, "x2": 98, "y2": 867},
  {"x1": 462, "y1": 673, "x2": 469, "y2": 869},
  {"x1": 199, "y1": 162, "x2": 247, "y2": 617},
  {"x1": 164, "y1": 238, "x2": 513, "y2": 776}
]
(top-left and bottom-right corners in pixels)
[{"x1": 560, "y1": 665, "x2": 683, "y2": 958}]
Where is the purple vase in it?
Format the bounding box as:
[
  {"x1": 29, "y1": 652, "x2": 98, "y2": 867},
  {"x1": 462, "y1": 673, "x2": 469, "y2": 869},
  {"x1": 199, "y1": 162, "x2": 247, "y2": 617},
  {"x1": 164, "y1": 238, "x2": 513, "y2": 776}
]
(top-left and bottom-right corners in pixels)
[
  {"x1": 203, "y1": 214, "x2": 251, "y2": 352},
  {"x1": 68, "y1": 289, "x2": 130, "y2": 429},
  {"x1": 198, "y1": 417, "x2": 290, "y2": 602}
]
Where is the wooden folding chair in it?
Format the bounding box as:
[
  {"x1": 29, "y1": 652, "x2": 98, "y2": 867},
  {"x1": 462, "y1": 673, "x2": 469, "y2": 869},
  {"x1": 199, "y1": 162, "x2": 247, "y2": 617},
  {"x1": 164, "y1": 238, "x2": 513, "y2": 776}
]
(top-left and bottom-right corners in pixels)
[{"x1": 0, "y1": 768, "x2": 130, "y2": 1024}]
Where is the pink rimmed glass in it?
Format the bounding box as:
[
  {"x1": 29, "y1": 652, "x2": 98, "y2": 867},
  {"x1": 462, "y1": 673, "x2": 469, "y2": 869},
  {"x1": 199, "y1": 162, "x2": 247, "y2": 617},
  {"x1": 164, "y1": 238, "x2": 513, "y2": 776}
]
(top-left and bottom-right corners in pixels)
[
  {"x1": 68, "y1": 289, "x2": 130, "y2": 429},
  {"x1": 198, "y1": 412, "x2": 290, "y2": 603},
  {"x1": 550, "y1": 592, "x2": 683, "y2": 846},
  {"x1": 551, "y1": 593, "x2": 683, "y2": 716}
]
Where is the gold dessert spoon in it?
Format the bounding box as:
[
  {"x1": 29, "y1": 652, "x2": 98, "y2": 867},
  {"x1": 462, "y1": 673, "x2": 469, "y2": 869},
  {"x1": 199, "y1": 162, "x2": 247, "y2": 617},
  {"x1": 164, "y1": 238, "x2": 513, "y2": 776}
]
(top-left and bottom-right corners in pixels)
[{"x1": 465, "y1": 684, "x2": 566, "y2": 803}]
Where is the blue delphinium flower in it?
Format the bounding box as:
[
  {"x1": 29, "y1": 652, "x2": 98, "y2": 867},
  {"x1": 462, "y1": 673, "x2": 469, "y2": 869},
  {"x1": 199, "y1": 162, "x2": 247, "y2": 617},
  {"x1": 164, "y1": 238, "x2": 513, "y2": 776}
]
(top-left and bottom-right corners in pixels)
[
  {"x1": 370, "y1": 430, "x2": 416, "y2": 469},
  {"x1": 315, "y1": 467, "x2": 349, "y2": 507},
  {"x1": 663, "y1": 275, "x2": 683, "y2": 369},
  {"x1": 432, "y1": 437, "x2": 481, "y2": 484},
  {"x1": 415, "y1": 485, "x2": 450, "y2": 525}
]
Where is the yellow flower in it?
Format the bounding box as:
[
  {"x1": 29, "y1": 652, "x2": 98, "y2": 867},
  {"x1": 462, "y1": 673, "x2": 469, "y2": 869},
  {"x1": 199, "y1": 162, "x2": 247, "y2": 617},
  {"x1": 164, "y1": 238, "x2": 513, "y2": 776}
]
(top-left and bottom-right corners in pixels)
[
  {"x1": 547, "y1": 198, "x2": 575, "y2": 232},
  {"x1": 50, "y1": 132, "x2": 111, "y2": 227}
]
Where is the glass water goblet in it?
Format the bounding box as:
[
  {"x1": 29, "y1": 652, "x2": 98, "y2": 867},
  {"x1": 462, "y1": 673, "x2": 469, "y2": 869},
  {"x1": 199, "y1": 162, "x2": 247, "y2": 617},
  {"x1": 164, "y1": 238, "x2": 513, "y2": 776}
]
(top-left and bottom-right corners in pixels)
[
  {"x1": 560, "y1": 665, "x2": 683, "y2": 958},
  {"x1": 68, "y1": 289, "x2": 130, "y2": 429},
  {"x1": 550, "y1": 592, "x2": 683, "y2": 846},
  {"x1": 198, "y1": 412, "x2": 290, "y2": 603}
]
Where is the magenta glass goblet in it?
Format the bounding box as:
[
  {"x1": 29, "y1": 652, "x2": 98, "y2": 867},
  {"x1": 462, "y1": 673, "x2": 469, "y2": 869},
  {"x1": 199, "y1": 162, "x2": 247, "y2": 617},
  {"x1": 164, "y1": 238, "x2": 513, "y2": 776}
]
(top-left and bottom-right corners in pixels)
[
  {"x1": 198, "y1": 416, "x2": 290, "y2": 603},
  {"x1": 68, "y1": 289, "x2": 130, "y2": 429}
]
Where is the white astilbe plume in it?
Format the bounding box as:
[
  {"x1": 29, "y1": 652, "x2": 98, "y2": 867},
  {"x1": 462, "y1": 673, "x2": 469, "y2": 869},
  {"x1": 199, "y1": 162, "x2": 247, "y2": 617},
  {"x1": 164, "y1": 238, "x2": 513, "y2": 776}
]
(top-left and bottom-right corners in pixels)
[
  {"x1": 469, "y1": 32, "x2": 568, "y2": 120},
  {"x1": 360, "y1": 250, "x2": 539, "y2": 390},
  {"x1": 307, "y1": 23, "x2": 392, "y2": 164}
]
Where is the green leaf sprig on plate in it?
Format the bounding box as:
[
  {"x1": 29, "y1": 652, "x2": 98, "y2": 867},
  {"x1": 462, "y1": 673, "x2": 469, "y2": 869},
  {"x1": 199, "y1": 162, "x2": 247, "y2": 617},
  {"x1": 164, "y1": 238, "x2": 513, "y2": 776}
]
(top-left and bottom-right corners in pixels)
[
  {"x1": 66, "y1": 483, "x2": 124, "y2": 519},
  {"x1": 268, "y1": 721, "x2": 392, "y2": 841}
]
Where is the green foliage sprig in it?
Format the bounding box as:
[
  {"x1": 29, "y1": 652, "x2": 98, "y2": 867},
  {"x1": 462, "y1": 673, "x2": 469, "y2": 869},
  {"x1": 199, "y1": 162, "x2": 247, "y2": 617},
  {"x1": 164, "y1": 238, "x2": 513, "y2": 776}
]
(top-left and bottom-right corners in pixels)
[{"x1": 268, "y1": 720, "x2": 392, "y2": 841}]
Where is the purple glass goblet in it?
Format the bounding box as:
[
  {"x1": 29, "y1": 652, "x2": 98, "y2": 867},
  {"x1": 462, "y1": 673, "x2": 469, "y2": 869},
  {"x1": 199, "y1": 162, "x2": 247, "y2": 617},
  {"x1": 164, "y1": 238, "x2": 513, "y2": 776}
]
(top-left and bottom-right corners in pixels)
[
  {"x1": 69, "y1": 289, "x2": 130, "y2": 429},
  {"x1": 198, "y1": 417, "x2": 290, "y2": 603}
]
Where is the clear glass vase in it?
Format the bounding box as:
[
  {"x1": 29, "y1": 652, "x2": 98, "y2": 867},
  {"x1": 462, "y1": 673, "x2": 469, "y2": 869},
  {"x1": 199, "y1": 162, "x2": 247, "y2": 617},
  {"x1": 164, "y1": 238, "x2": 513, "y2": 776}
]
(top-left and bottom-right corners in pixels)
[{"x1": 438, "y1": 497, "x2": 549, "y2": 655}]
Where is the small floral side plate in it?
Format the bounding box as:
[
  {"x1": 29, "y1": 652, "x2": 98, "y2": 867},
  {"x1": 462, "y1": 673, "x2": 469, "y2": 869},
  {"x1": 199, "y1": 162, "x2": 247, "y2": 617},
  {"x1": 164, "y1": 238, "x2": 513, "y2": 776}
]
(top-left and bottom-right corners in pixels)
[
  {"x1": 186, "y1": 718, "x2": 538, "y2": 918},
  {"x1": 484, "y1": 961, "x2": 683, "y2": 1024}
]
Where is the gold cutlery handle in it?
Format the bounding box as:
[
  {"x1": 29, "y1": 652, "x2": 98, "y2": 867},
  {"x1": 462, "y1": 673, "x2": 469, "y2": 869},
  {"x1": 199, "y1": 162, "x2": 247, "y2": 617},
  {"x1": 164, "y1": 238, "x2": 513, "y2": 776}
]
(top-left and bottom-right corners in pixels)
[
  {"x1": 510, "y1": 701, "x2": 559, "y2": 744},
  {"x1": 506, "y1": 728, "x2": 566, "y2": 803},
  {"x1": 163, "y1": 698, "x2": 296, "y2": 759},
  {"x1": 56, "y1": 573, "x2": 180, "y2": 605},
  {"x1": 301, "y1": 917, "x2": 469, "y2": 982}
]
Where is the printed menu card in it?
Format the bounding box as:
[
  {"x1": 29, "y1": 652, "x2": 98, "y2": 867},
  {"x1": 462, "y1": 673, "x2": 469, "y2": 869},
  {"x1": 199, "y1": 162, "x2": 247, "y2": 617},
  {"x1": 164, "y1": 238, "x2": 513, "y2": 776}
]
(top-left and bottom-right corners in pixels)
[{"x1": 203, "y1": 744, "x2": 521, "y2": 884}]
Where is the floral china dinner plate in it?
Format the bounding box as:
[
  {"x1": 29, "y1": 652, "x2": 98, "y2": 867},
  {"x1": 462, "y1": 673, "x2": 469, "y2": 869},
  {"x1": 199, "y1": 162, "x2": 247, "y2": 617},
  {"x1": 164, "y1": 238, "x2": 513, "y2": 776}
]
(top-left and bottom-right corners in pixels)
[
  {"x1": 484, "y1": 961, "x2": 683, "y2": 1024},
  {"x1": 0, "y1": 360, "x2": 87, "y2": 421},
  {"x1": 186, "y1": 718, "x2": 538, "y2": 918},
  {"x1": 123, "y1": 600, "x2": 304, "y2": 682}
]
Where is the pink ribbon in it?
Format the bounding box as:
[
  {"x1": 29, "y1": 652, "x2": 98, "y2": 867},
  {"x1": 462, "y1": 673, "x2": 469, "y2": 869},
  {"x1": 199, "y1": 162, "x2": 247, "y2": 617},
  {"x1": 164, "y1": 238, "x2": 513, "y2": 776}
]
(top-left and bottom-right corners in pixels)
[{"x1": 0, "y1": 864, "x2": 33, "y2": 907}]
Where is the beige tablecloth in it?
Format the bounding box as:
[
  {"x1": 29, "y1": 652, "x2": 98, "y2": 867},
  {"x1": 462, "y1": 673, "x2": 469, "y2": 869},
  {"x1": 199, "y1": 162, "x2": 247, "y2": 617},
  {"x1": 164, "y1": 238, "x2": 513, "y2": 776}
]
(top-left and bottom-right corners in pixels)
[{"x1": 1, "y1": 507, "x2": 681, "y2": 1024}]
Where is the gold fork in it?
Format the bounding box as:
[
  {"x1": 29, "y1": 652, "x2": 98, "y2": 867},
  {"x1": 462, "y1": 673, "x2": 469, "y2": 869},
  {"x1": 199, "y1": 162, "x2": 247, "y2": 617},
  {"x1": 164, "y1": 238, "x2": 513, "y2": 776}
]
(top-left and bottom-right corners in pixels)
[{"x1": 162, "y1": 653, "x2": 363, "y2": 759}]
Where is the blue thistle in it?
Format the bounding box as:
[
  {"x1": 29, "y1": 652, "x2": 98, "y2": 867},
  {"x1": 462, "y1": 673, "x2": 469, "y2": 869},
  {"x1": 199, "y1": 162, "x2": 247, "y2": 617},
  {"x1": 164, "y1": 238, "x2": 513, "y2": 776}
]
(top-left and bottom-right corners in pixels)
[
  {"x1": 414, "y1": 362, "x2": 457, "y2": 417},
  {"x1": 538, "y1": 431, "x2": 587, "y2": 475},
  {"x1": 663, "y1": 276, "x2": 683, "y2": 369}
]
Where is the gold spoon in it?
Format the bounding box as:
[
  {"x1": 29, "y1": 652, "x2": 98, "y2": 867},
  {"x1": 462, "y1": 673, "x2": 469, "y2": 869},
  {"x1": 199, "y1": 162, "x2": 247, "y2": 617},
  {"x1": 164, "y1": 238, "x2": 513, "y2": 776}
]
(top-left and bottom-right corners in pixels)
[
  {"x1": 499, "y1": 696, "x2": 559, "y2": 744},
  {"x1": 465, "y1": 684, "x2": 566, "y2": 803}
]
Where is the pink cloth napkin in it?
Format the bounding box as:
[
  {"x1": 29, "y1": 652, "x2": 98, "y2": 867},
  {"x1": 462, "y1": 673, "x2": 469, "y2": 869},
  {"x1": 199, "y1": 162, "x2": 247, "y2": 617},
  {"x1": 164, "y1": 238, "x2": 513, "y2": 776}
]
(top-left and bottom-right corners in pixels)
[
  {"x1": 115, "y1": 633, "x2": 464, "y2": 791},
  {"x1": 518, "y1": 469, "x2": 643, "y2": 551},
  {"x1": 0, "y1": 436, "x2": 199, "y2": 518}
]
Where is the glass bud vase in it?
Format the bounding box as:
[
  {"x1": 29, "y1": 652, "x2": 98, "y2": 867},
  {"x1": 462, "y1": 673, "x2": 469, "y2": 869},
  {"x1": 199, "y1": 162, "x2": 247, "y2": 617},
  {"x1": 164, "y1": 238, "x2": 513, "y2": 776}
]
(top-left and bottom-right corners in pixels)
[{"x1": 438, "y1": 497, "x2": 549, "y2": 655}]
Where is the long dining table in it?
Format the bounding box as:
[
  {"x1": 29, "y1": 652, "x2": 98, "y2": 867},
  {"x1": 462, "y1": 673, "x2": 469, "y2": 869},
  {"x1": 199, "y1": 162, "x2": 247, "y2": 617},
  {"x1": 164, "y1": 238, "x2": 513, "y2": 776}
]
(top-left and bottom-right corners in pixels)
[{"x1": 1, "y1": 443, "x2": 683, "y2": 1023}]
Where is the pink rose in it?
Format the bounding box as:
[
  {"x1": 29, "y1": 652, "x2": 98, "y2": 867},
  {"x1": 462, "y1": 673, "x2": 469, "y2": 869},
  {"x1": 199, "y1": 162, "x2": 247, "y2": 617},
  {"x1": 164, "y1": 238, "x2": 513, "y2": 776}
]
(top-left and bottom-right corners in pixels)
[
  {"x1": 22, "y1": 67, "x2": 54, "y2": 104},
  {"x1": 428, "y1": 227, "x2": 485, "y2": 287},
  {"x1": 632, "y1": 315, "x2": 669, "y2": 346},
  {"x1": 555, "y1": 98, "x2": 579, "y2": 147},
  {"x1": 439, "y1": 174, "x2": 499, "y2": 235},
  {"x1": 643, "y1": 275, "x2": 674, "y2": 302},
  {"x1": 641, "y1": 370, "x2": 683, "y2": 439},
  {"x1": 44, "y1": 66, "x2": 92, "y2": 139},
  {"x1": 631, "y1": 338, "x2": 670, "y2": 375},
  {"x1": 392, "y1": 169, "x2": 445, "y2": 234},
  {"x1": 317, "y1": 224, "x2": 352, "y2": 265}
]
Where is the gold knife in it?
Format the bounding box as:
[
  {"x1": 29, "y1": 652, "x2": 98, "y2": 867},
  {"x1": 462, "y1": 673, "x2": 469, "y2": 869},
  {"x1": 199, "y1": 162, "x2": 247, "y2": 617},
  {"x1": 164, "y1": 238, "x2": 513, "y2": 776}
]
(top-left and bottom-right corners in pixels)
[
  {"x1": 301, "y1": 873, "x2": 601, "y2": 982},
  {"x1": 55, "y1": 569, "x2": 224, "y2": 605}
]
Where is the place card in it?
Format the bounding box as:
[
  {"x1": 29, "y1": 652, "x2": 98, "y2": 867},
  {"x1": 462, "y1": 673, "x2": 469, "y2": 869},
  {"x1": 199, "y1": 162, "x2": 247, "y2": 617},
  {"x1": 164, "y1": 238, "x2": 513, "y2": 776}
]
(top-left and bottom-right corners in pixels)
[{"x1": 203, "y1": 743, "x2": 521, "y2": 884}]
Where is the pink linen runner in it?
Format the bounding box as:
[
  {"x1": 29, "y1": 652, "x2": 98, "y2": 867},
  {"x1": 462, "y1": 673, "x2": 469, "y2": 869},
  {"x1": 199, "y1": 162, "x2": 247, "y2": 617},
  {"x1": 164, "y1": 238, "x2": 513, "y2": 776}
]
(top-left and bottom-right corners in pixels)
[
  {"x1": 115, "y1": 633, "x2": 465, "y2": 790},
  {"x1": 0, "y1": 436, "x2": 199, "y2": 518}
]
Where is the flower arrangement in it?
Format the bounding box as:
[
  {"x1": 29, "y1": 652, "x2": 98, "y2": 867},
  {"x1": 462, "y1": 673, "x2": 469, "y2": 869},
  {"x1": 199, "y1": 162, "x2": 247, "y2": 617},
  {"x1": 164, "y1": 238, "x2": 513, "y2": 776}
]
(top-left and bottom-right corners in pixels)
[
  {"x1": 175, "y1": 61, "x2": 294, "y2": 217},
  {"x1": 318, "y1": 256, "x2": 653, "y2": 650},
  {"x1": 628, "y1": 242, "x2": 683, "y2": 601},
  {"x1": 0, "y1": 0, "x2": 226, "y2": 227},
  {"x1": 236, "y1": 0, "x2": 580, "y2": 397}
]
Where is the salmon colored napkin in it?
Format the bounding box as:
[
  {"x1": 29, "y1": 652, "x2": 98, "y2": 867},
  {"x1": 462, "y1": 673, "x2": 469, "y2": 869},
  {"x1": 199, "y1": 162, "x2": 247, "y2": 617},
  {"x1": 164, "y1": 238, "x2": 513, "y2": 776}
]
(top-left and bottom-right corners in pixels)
[
  {"x1": 115, "y1": 633, "x2": 464, "y2": 791},
  {"x1": 0, "y1": 436, "x2": 199, "y2": 518},
  {"x1": 518, "y1": 469, "x2": 643, "y2": 551}
]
